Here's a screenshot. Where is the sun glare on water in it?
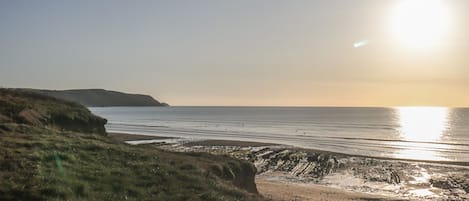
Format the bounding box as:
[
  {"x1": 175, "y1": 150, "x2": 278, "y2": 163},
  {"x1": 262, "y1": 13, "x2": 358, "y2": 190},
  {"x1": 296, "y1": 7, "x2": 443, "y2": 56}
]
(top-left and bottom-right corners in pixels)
[
  {"x1": 394, "y1": 107, "x2": 450, "y2": 161},
  {"x1": 397, "y1": 107, "x2": 449, "y2": 142},
  {"x1": 391, "y1": 0, "x2": 451, "y2": 49}
]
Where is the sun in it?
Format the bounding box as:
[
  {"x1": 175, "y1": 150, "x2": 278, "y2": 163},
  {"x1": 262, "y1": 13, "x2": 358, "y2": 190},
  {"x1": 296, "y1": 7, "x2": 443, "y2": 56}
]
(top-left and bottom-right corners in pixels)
[{"x1": 391, "y1": 0, "x2": 451, "y2": 49}]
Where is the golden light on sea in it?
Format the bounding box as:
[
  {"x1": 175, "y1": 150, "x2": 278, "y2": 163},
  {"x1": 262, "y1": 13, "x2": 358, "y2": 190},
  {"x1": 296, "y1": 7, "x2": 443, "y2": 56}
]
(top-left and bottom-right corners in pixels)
[
  {"x1": 397, "y1": 107, "x2": 449, "y2": 142},
  {"x1": 394, "y1": 107, "x2": 450, "y2": 161}
]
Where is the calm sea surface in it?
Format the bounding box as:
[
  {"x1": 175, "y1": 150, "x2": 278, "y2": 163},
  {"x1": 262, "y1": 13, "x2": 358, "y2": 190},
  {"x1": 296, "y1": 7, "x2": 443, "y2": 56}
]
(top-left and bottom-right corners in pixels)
[{"x1": 90, "y1": 107, "x2": 469, "y2": 162}]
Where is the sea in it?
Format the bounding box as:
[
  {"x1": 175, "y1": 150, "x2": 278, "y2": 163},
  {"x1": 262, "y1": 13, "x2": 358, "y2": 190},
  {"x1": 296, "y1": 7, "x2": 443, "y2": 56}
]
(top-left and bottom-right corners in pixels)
[{"x1": 89, "y1": 106, "x2": 469, "y2": 162}]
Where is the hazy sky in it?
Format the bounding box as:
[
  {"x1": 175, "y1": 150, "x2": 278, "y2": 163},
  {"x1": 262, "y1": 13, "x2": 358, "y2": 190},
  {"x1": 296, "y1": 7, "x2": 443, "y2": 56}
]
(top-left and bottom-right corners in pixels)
[{"x1": 1, "y1": 0, "x2": 469, "y2": 106}]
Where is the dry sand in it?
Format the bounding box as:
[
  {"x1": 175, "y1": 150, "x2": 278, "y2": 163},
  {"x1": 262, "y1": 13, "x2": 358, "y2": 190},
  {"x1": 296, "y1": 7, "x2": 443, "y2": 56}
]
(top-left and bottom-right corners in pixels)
[{"x1": 256, "y1": 176, "x2": 405, "y2": 201}]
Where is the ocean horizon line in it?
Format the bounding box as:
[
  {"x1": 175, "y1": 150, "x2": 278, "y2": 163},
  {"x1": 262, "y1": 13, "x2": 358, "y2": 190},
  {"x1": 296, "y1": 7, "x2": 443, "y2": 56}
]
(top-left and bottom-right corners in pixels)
[{"x1": 89, "y1": 105, "x2": 469, "y2": 109}]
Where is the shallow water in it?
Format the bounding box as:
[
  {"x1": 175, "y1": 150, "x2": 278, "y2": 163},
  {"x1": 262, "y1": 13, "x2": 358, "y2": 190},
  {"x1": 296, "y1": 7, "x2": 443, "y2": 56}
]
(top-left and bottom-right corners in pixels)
[{"x1": 90, "y1": 106, "x2": 469, "y2": 162}]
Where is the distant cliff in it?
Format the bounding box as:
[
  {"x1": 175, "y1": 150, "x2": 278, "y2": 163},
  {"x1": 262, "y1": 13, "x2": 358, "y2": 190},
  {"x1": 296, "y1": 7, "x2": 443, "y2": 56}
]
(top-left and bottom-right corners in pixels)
[{"x1": 30, "y1": 89, "x2": 168, "y2": 107}]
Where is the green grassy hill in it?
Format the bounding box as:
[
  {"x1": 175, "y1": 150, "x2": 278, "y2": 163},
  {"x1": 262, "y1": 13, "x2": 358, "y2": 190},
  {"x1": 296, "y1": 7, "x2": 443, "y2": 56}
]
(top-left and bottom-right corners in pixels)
[
  {"x1": 0, "y1": 89, "x2": 107, "y2": 134},
  {"x1": 0, "y1": 89, "x2": 261, "y2": 201}
]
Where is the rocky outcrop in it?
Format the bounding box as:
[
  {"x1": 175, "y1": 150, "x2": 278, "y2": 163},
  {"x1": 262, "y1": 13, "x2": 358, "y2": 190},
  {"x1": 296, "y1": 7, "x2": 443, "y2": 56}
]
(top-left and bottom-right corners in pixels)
[
  {"x1": 0, "y1": 88, "x2": 107, "y2": 134},
  {"x1": 30, "y1": 89, "x2": 166, "y2": 107},
  {"x1": 166, "y1": 144, "x2": 406, "y2": 185},
  {"x1": 430, "y1": 174, "x2": 469, "y2": 193},
  {"x1": 350, "y1": 158, "x2": 402, "y2": 184},
  {"x1": 249, "y1": 148, "x2": 340, "y2": 179}
]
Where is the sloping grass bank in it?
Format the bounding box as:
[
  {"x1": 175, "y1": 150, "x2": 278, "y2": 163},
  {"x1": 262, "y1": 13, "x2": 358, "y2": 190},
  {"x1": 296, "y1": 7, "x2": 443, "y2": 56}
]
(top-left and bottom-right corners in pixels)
[
  {"x1": 0, "y1": 125, "x2": 260, "y2": 201},
  {"x1": 0, "y1": 89, "x2": 261, "y2": 201}
]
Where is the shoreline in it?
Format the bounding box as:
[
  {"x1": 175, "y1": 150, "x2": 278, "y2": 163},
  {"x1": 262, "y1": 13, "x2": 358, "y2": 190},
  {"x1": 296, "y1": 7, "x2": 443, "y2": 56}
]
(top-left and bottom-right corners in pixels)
[
  {"x1": 107, "y1": 132, "x2": 174, "y2": 141},
  {"x1": 109, "y1": 132, "x2": 469, "y2": 167},
  {"x1": 110, "y1": 132, "x2": 469, "y2": 200}
]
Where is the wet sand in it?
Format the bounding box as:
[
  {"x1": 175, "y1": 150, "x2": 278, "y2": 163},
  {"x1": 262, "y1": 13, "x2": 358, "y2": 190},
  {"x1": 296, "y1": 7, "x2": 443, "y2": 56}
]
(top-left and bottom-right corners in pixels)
[
  {"x1": 184, "y1": 139, "x2": 278, "y2": 147},
  {"x1": 107, "y1": 132, "x2": 173, "y2": 141}
]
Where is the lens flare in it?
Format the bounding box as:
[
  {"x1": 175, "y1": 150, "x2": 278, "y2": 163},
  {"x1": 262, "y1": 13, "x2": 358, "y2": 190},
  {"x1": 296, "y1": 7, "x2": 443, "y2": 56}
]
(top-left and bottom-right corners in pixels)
[{"x1": 353, "y1": 40, "x2": 369, "y2": 48}]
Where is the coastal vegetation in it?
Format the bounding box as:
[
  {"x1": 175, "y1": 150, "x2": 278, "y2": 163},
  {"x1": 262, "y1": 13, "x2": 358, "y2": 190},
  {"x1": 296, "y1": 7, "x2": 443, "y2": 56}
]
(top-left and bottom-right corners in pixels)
[{"x1": 0, "y1": 89, "x2": 260, "y2": 201}]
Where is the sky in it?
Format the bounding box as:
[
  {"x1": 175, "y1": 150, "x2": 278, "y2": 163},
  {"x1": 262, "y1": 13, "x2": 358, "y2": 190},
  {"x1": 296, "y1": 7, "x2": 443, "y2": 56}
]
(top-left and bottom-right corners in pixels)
[{"x1": 1, "y1": 0, "x2": 469, "y2": 106}]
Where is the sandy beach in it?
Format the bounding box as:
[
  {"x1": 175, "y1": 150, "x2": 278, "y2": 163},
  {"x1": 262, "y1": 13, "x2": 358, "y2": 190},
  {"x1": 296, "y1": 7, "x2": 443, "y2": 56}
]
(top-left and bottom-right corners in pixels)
[
  {"x1": 111, "y1": 133, "x2": 469, "y2": 201},
  {"x1": 256, "y1": 175, "x2": 404, "y2": 201}
]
